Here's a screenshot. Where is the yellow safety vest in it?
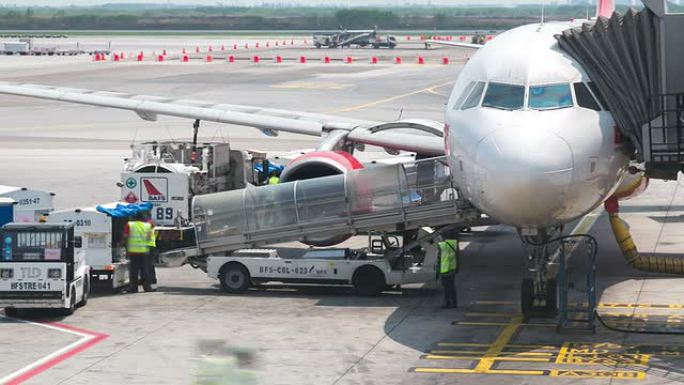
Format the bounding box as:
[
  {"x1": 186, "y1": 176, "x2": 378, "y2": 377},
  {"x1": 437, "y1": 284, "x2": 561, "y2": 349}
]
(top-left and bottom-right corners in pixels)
[
  {"x1": 268, "y1": 176, "x2": 280, "y2": 185},
  {"x1": 127, "y1": 221, "x2": 152, "y2": 254},
  {"x1": 439, "y1": 239, "x2": 458, "y2": 274},
  {"x1": 146, "y1": 225, "x2": 156, "y2": 248}
]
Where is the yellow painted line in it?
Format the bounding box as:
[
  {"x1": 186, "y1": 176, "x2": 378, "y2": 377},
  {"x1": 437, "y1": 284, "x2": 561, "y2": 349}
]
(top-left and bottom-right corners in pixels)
[
  {"x1": 423, "y1": 355, "x2": 550, "y2": 363},
  {"x1": 598, "y1": 303, "x2": 684, "y2": 309},
  {"x1": 554, "y1": 342, "x2": 570, "y2": 365},
  {"x1": 549, "y1": 369, "x2": 645, "y2": 380},
  {"x1": 465, "y1": 312, "x2": 519, "y2": 318},
  {"x1": 413, "y1": 368, "x2": 546, "y2": 375},
  {"x1": 473, "y1": 300, "x2": 517, "y2": 305},
  {"x1": 271, "y1": 82, "x2": 353, "y2": 90},
  {"x1": 455, "y1": 321, "x2": 555, "y2": 327},
  {"x1": 564, "y1": 302, "x2": 684, "y2": 309},
  {"x1": 430, "y1": 350, "x2": 553, "y2": 357},
  {"x1": 329, "y1": 80, "x2": 455, "y2": 113},
  {"x1": 473, "y1": 315, "x2": 522, "y2": 372},
  {"x1": 437, "y1": 342, "x2": 553, "y2": 349},
  {"x1": 413, "y1": 367, "x2": 645, "y2": 379}
]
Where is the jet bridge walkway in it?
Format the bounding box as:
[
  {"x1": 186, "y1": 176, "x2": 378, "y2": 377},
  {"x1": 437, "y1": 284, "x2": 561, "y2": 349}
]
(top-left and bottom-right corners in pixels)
[
  {"x1": 556, "y1": 0, "x2": 684, "y2": 179},
  {"x1": 163, "y1": 157, "x2": 489, "y2": 264}
]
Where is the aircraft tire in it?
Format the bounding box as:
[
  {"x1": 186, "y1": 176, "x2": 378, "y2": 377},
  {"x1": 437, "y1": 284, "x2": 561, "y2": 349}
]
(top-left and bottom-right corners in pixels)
[
  {"x1": 521, "y1": 278, "x2": 534, "y2": 315},
  {"x1": 545, "y1": 278, "x2": 557, "y2": 314}
]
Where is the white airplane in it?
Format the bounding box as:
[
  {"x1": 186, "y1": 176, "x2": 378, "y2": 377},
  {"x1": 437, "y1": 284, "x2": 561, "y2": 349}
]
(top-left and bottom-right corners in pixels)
[{"x1": 0, "y1": 0, "x2": 638, "y2": 314}]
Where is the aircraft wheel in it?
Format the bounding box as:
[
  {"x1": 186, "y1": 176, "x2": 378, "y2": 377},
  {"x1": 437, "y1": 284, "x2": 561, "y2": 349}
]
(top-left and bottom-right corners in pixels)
[
  {"x1": 545, "y1": 278, "x2": 557, "y2": 314},
  {"x1": 219, "y1": 263, "x2": 251, "y2": 293},
  {"x1": 521, "y1": 278, "x2": 534, "y2": 315}
]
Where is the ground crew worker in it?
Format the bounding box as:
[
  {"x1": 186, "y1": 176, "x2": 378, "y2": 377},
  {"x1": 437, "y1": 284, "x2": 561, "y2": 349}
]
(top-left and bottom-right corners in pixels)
[
  {"x1": 144, "y1": 210, "x2": 158, "y2": 291},
  {"x1": 268, "y1": 170, "x2": 280, "y2": 185},
  {"x1": 438, "y1": 237, "x2": 459, "y2": 308},
  {"x1": 123, "y1": 212, "x2": 153, "y2": 293}
]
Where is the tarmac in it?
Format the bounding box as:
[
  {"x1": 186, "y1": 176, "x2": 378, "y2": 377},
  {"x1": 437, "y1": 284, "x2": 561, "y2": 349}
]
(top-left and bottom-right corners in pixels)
[{"x1": 0, "y1": 35, "x2": 683, "y2": 385}]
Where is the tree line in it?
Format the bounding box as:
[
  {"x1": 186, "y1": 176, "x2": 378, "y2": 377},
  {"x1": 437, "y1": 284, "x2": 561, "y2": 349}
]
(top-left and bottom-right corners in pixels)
[{"x1": 0, "y1": 6, "x2": 665, "y2": 31}]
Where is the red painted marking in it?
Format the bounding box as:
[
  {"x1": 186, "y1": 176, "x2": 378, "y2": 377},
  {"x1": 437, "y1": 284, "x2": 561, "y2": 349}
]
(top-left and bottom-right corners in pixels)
[
  {"x1": 5, "y1": 321, "x2": 108, "y2": 385},
  {"x1": 143, "y1": 179, "x2": 163, "y2": 196}
]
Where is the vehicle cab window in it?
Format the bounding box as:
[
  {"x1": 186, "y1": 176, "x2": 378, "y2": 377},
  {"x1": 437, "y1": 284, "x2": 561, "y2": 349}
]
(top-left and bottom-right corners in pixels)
[
  {"x1": 482, "y1": 82, "x2": 525, "y2": 110},
  {"x1": 528, "y1": 83, "x2": 573, "y2": 110},
  {"x1": 460, "y1": 81, "x2": 486, "y2": 110}
]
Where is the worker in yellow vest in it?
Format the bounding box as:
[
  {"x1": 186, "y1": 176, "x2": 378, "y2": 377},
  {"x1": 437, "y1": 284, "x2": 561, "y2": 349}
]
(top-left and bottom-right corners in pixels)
[
  {"x1": 124, "y1": 212, "x2": 154, "y2": 293},
  {"x1": 144, "y1": 210, "x2": 158, "y2": 291},
  {"x1": 438, "y1": 237, "x2": 459, "y2": 308},
  {"x1": 268, "y1": 170, "x2": 280, "y2": 185}
]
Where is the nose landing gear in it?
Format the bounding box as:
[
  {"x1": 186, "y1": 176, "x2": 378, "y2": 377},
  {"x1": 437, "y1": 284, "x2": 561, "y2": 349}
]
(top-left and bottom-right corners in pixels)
[
  {"x1": 520, "y1": 229, "x2": 598, "y2": 331},
  {"x1": 520, "y1": 233, "x2": 559, "y2": 318}
]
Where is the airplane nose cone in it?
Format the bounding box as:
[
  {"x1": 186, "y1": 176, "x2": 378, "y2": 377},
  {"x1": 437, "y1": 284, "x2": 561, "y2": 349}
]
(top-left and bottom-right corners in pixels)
[{"x1": 474, "y1": 129, "x2": 574, "y2": 227}]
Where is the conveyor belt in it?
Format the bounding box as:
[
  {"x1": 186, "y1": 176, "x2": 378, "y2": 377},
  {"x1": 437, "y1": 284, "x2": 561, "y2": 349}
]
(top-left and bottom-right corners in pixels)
[{"x1": 161, "y1": 157, "x2": 491, "y2": 264}]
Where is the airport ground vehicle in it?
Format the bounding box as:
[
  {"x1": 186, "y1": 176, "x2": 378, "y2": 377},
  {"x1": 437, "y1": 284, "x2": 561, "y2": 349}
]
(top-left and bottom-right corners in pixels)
[
  {"x1": 0, "y1": 185, "x2": 54, "y2": 222},
  {"x1": 0, "y1": 223, "x2": 89, "y2": 316},
  {"x1": 159, "y1": 157, "x2": 485, "y2": 293},
  {"x1": 120, "y1": 140, "x2": 268, "y2": 227},
  {"x1": 44, "y1": 203, "x2": 151, "y2": 291},
  {"x1": 313, "y1": 29, "x2": 396, "y2": 49},
  {"x1": 207, "y1": 229, "x2": 439, "y2": 295}
]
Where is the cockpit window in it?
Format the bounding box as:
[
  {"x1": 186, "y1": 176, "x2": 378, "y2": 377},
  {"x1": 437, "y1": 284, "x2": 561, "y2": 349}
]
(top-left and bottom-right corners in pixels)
[
  {"x1": 573, "y1": 82, "x2": 601, "y2": 111},
  {"x1": 452, "y1": 81, "x2": 476, "y2": 110},
  {"x1": 528, "y1": 84, "x2": 573, "y2": 110},
  {"x1": 587, "y1": 81, "x2": 609, "y2": 111},
  {"x1": 460, "y1": 81, "x2": 486, "y2": 110},
  {"x1": 482, "y1": 83, "x2": 525, "y2": 110}
]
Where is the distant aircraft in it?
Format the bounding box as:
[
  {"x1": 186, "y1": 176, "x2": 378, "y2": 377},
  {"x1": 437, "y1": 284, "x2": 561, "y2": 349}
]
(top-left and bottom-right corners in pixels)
[{"x1": 0, "y1": 0, "x2": 638, "y2": 315}]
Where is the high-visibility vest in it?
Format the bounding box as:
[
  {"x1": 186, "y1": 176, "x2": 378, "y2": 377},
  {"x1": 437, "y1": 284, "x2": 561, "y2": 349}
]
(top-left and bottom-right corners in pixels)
[
  {"x1": 146, "y1": 224, "x2": 156, "y2": 248},
  {"x1": 127, "y1": 221, "x2": 152, "y2": 254},
  {"x1": 268, "y1": 176, "x2": 280, "y2": 185},
  {"x1": 438, "y1": 239, "x2": 458, "y2": 274}
]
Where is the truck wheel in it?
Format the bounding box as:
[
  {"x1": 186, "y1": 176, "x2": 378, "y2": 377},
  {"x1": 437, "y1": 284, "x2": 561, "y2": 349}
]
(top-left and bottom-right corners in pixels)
[
  {"x1": 63, "y1": 287, "x2": 76, "y2": 316},
  {"x1": 219, "y1": 263, "x2": 251, "y2": 293},
  {"x1": 4, "y1": 307, "x2": 18, "y2": 318},
  {"x1": 353, "y1": 266, "x2": 385, "y2": 296},
  {"x1": 78, "y1": 276, "x2": 90, "y2": 307}
]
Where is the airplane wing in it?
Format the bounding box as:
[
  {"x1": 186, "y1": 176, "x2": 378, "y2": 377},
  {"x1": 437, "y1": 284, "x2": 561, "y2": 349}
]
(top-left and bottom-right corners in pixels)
[
  {"x1": 0, "y1": 81, "x2": 445, "y2": 155},
  {"x1": 425, "y1": 40, "x2": 483, "y2": 49}
]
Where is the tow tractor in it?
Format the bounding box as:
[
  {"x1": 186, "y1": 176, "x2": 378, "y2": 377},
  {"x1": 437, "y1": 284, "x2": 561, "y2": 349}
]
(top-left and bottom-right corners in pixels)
[
  {"x1": 208, "y1": 229, "x2": 440, "y2": 295},
  {"x1": 0, "y1": 223, "x2": 89, "y2": 316}
]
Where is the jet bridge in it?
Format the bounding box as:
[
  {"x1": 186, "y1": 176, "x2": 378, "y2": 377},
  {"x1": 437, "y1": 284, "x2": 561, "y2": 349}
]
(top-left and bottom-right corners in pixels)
[
  {"x1": 160, "y1": 157, "x2": 489, "y2": 267},
  {"x1": 556, "y1": 0, "x2": 684, "y2": 179}
]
